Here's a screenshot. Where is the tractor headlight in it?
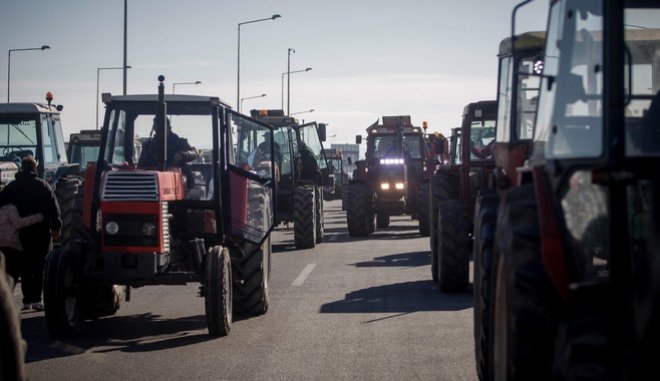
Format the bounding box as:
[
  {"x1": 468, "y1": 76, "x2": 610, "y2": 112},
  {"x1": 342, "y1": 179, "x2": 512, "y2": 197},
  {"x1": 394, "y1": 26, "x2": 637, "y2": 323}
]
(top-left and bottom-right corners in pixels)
[
  {"x1": 142, "y1": 222, "x2": 157, "y2": 236},
  {"x1": 395, "y1": 182, "x2": 405, "y2": 190},
  {"x1": 105, "y1": 221, "x2": 119, "y2": 235},
  {"x1": 380, "y1": 182, "x2": 390, "y2": 190}
]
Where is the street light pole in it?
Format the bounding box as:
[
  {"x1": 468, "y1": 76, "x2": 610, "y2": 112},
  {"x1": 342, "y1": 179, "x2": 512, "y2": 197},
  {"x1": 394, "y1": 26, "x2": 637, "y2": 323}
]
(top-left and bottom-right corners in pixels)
[
  {"x1": 7, "y1": 45, "x2": 50, "y2": 102},
  {"x1": 97, "y1": 65, "x2": 131, "y2": 129},
  {"x1": 172, "y1": 81, "x2": 202, "y2": 94},
  {"x1": 237, "y1": 14, "x2": 282, "y2": 111},
  {"x1": 123, "y1": 0, "x2": 128, "y2": 95},
  {"x1": 240, "y1": 93, "x2": 267, "y2": 113},
  {"x1": 287, "y1": 48, "x2": 295, "y2": 116},
  {"x1": 281, "y1": 67, "x2": 311, "y2": 110}
]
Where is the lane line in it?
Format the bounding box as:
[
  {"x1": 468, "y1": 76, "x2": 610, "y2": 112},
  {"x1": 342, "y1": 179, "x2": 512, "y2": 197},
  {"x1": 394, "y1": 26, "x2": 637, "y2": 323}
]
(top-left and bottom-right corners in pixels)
[{"x1": 292, "y1": 263, "x2": 316, "y2": 287}]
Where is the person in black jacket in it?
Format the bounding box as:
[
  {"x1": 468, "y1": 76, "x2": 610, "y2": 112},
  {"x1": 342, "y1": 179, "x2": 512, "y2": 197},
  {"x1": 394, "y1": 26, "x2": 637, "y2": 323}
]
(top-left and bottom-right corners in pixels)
[
  {"x1": 138, "y1": 118, "x2": 199, "y2": 188},
  {"x1": 0, "y1": 155, "x2": 61, "y2": 311},
  {"x1": 298, "y1": 142, "x2": 321, "y2": 183}
]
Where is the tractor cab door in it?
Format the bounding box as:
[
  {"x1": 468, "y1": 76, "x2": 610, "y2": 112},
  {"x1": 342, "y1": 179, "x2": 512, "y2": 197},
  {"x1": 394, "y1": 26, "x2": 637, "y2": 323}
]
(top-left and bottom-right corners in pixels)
[
  {"x1": 299, "y1": 122, "x2": 331, "y2": 185},
  {"x1": 229, "y1": 111, "x2": 275, "y2": 245}
]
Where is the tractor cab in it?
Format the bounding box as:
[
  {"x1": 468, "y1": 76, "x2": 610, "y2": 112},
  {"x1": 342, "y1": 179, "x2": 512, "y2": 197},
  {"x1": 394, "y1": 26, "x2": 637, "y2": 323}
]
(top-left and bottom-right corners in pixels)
[{"x1": 0, "y1": 93, "x2": 71, "y2": 189}]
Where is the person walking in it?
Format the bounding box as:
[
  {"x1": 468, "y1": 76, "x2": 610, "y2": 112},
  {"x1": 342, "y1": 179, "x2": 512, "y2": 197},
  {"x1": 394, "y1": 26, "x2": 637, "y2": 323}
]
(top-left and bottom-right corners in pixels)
[
  {"x1": 0, "y1": 155, "x2": 61, "y2": 311},
  {"x1": 0, "y1": 202, "x2": 44, "y2": 288}
]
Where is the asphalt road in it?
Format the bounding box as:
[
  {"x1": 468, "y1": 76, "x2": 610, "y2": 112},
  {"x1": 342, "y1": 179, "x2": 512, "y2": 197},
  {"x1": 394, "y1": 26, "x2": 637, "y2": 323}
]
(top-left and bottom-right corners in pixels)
[{"x1": 17, "y1": 199, "x2": 477, "y2": 381}]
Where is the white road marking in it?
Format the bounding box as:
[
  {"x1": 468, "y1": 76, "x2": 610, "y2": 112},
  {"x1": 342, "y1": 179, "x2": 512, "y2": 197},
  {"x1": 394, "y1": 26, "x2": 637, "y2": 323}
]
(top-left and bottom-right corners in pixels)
[{"x1": 292, "y1": 263, "x2": 316, "y2": 287}]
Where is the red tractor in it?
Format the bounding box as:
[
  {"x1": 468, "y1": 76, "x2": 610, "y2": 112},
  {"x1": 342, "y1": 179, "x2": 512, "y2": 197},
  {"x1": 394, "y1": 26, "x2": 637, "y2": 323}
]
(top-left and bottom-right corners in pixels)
[
  {"x1": 490, "y1": 0, "x2": 660, "y2": 379},
  {"x1": 428, "y1": 101, "x2": 497, "y2": 292},
  {"x1": 346, "y1": 116, "x2": 428, "y2": 236},
  {"x1": 43, "y1": 76, "x2": 275, "y2": 338},
  {"x1": 471, "y1": 28, "x2": 545, "y2": 380}
]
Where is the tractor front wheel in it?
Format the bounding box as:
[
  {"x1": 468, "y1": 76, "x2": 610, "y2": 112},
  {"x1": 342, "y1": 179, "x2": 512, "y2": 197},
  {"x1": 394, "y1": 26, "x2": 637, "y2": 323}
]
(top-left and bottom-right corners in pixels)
[
  {"x1": 206, "y1": 245, "x2": 232, "y2": 337},
  {"x1": 44, "y1": 248, "x2": 81, "y2": 338},
  {"x1": 346, "y1": 183, "x2": 373, "y2": 237}
]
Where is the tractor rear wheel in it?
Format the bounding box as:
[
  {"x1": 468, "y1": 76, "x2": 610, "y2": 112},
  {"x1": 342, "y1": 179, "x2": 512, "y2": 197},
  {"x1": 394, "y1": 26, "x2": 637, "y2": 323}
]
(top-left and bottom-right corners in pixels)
[
  {"x1": 232, "y1": 236, "x2": 271, "y2": 316},
  {"x1": 430, "y1": 171, "x2": 459, "y2": 282},
  {"x1": 418, "y1": 182, "x2": 430, "y2": 236},
  {"x1": 0, "y1": 252, "x2": 26, "y2": 381},
  {"x1": 437, "y1": 199, "x2": 470, "y2": 292},
  {"x1": 473, "y1": 189, "x2": 499, "y2": 381},
  {"x1": 44, "y1": 248, "x2": 81, "y2": 338},
  {"x1": 294, "y1": 185, "x2": 316, "y2": 249},
  {"x1": 315, "y1": 186, "x2": 324, "y2": 244},
  {"x1": 346, "y1": 183, "x2": 373, "y2": 237},
  {"x1": 55, "y1": 176, "x2": 88, "y2": 246},
  {"x1": 492, "y1": 184, "x2": 562, "y2": 380},
  {"x1": 206, "y1": 245, "x2": 232, "y2": 337}
]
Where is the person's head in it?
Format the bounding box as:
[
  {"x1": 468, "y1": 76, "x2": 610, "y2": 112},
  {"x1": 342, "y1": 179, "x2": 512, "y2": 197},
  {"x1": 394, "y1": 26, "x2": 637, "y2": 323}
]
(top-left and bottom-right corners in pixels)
[{"x1": 21, "y1": 155, "x2": 38, "y2": 172}]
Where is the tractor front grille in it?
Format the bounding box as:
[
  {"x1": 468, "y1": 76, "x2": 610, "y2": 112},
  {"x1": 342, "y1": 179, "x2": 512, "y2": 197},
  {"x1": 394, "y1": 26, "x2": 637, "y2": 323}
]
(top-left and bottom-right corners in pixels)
[{"x1": 102, "y1": 172, "x2": 159, "y2": 201}]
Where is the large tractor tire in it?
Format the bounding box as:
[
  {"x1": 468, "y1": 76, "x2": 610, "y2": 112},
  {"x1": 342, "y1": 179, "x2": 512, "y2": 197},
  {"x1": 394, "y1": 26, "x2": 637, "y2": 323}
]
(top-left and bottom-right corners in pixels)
[
  {"x1": 44, "y1": 248, "x2": 81, "y2": 338},
  {"x1": 437, "y1": 199, "x2": 470, "y2": 292},
  {"x1": 315, "y1": 186, "x2": 324, "y2": 244},
  {"x1": 430, "y1": 171, "x2": 459, "y2": 282},
  {"x1": 0, "y1": 252, "x2": 26, "y2": 381},
  {"x1": 346, "y1": 183, "x2": 373, "y2": 237},
  {"x1": 418, "y1": 182, "x2": 430, "y2": 236},
  {"x1": 376, "y1": 213, "x2": 390, "y2": 228},
  {"x1": 55, "y1": 176, "x2": 89, "y2": 245},
  {"x1": 472, "y1": 189, "x2": 499, "y2": 381},
  {"x1": 232, "y1": 236, "x2": 271, "y2": 316},
  {"x1": 293, "y1": 185, "x2": 316, "y2": 249},
  {"x1": 492, "y1": 184, "x2": 562, "y2": 381},
  {"x1": 206, "y1": 245, "x2": 232, "y2": 337}
]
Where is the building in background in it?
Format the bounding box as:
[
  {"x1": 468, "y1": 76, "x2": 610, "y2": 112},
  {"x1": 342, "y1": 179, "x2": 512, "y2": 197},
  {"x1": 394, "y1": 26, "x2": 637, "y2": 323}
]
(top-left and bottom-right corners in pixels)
[{"x1": 331, "y1": 143, "x2": 359, "y2": 177}]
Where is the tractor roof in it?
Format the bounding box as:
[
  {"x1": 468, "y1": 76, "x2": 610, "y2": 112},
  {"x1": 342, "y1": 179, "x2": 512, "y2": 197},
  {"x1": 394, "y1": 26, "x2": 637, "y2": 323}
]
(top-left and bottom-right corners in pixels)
[
  {"x1": 0, "y1": 102, "x2": 60, "y2": 114},
  {"x1": 498, "y1": 31, "x2": 546, "y2": 57},
  {"x1": 104, "y1": 94, "x2": 231, "y2": 108}
]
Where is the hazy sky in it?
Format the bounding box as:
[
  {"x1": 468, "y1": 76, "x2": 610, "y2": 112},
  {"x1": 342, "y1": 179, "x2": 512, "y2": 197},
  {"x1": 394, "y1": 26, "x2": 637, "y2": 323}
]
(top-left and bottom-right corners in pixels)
[{"x1": 0, "y1": 0, "x2": 548, "y2": 152}]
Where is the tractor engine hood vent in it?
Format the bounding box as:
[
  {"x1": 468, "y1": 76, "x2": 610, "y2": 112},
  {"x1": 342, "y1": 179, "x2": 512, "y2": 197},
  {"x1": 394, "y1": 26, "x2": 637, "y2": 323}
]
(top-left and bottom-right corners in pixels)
[{"x1": 102, "y1": 171, "x2": 159, "y2": 201}]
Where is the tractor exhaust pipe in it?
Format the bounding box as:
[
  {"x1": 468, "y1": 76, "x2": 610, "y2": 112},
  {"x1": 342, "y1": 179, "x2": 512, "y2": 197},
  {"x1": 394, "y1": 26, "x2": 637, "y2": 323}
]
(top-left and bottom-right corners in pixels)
[{"x1": 156, "y1": 75, "x2": 168, "y2": 171}]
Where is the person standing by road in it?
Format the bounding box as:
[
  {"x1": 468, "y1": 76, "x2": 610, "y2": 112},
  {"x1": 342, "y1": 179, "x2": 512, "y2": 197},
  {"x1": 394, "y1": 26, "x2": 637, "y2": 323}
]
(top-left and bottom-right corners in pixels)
[{"x1": 0, "y1": 155, "x2": 61, "y2": 311}]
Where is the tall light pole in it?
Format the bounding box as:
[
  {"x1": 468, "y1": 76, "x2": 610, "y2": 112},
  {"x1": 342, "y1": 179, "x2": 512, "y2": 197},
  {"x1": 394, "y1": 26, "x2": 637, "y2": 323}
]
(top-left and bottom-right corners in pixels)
[
  {"x1": 237, "y1": 14, "x2": 282, "y2": 111},
  {"x1": 281, "y1": 67, "x2": 311, "y2": 110},
  {"x1": 286, "y1": 48, "x2": 295, "y2": 115},
  {"x1": 7, "y1": 45, "x2": 50, "y2": 102},
  {"x1": 172, "y1": 81, "x2": 201, "y2": 94},
  {"x1": 97, "y1": 65, "x2": 131, "y2": 129},
  {"x1": 240, "y1": 93, "x2": 266, "y2": 113},
  {"x1": 123, "y1": 0, "x2": 128, "y2": 95}
]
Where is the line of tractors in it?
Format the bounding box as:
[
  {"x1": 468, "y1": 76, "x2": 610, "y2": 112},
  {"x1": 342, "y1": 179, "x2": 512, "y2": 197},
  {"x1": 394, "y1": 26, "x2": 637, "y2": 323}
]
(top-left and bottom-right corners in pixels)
[
  {"x1": 2, "y1": 0, "x2": 660, "y2": 379},
  {"x1": 343, "y1": 0, "x2": 660, "y2": 379}
]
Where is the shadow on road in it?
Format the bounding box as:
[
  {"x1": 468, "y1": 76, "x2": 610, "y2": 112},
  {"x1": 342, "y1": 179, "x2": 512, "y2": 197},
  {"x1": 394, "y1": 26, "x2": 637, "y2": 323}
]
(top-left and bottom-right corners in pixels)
[
  {"x1": 21, "y1": 312, "x2": 215, "y2": 363},
  {"x1": 319, "y1": 280, "x2": 472, "y2": 314},
  {"x1": 352, "y1": 251, "x2": 430, "y2": 268}
]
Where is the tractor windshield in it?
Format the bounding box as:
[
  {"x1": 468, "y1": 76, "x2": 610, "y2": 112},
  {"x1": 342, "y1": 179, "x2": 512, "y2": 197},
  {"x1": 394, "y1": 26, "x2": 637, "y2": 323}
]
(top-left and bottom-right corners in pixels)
[
  {"x1": 403, "y1": 134, "x2": 423, "y2": 159},
  {"x1": 234, "y1": 115, "x2": 279, "y2": 178},
  {"x1": 0, "y1": 115, "x2": 39, "y2": 163},
  {"x1": 534, "y1": 0, "x2": 604, "y2": 160},
  {"x1": 469, "y1": 120, "x2": 496, "y2": 161},
  {"x1": 624, "y1": 9, "x2": 660, "y2": 156},
  {"x1": 69, "y1": 142, "x2": 100, "y2": 170}
]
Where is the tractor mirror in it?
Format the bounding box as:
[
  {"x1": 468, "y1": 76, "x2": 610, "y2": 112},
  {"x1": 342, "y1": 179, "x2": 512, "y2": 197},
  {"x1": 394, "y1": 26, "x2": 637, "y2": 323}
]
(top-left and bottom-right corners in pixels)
[
  {"x1": 318, "y1": 123, "x2": 327, "y2": 142},
  {"x1": 347, "y1": 156, "x2": 352, "y2": 165},
  {"x1": 355, "y1": 135, "x2": 362, "y2": 145}
]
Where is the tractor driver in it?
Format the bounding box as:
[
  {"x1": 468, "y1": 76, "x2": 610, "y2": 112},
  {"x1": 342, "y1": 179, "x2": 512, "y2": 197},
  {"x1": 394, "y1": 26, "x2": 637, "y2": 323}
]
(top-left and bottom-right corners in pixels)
[{"x1": 138, "y1": 118, "x2": 200, "y2": 188}]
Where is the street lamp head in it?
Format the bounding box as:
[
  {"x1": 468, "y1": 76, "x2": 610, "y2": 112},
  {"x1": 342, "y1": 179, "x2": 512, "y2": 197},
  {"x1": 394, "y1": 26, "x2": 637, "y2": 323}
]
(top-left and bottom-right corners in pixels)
[
  {"x1": 289, "y1": 48, "x2": 295, "y2": 54},
  {"x1": 261, "y1": 93, "x2": 267, "y2": 97},
  {"x1": 272, "y1": 14, "x2": 282, "y2": 19},
  {"x1": 305, "y1": 67, "x2": 312, "y2": 72},
  {"x1": 41, "y1": 45, "x2": 50, "y2": 50},
  {"x1": 195, "y1": 81, "x2": 202, "y2": 84}
]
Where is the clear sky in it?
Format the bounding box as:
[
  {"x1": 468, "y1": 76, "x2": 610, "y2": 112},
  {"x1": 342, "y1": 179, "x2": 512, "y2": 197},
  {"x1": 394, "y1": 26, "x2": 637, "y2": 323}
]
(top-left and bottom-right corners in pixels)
[{"x1": 0, "y1": 0, "x2": 548, "y2": 153}]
